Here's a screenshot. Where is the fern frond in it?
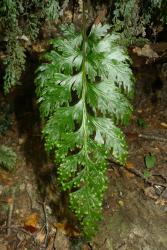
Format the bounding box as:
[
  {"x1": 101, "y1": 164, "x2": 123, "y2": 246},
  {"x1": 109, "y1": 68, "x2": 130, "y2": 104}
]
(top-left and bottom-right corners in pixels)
[
  {"x1": 0, "y1": 145, "x2": 17, "y2": 171},
  {"x1": 36, "y1": 23, "x2": 134, "y2": 238},
  {"x1": 0, "y1": 0, "x2": 60, "y2": 93},
  {"x1": 44, "y1": 0, "x2": 59, "y2": 21},
  {"x1": 3, "y1": 37, "x2": 26, "y2": 94}
]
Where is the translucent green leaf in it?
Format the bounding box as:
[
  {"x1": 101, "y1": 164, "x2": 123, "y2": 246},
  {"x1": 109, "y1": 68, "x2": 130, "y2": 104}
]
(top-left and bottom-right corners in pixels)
[
  {"x1": 35, "y1": 23, "x2": 134, "y2": 238},
  {"x1": 91, "y1": 117, "x2": 128, "y2": 164},
  {"x1": 89, "y1": 24, "x2": 111, "y2": 40},
  {"x1": 144, "y1": 153, "x2": 156, "y2": 169},
  {"x1": 87, "y1": 81, "x2": 133, "y2": 124}
]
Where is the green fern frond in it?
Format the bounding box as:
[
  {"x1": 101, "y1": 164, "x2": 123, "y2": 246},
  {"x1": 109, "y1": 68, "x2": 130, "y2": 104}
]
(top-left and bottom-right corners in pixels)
[
  {"x1": 0, "y1": 0, "x2": 60, "y2": 94},
  {"x1": 44, "y1": 0, "x2": 60, "y2": 21},
  {"x1": 35, "y1": 23, "x2": 134, "y2": 238},
  {"x1": 0, "y1": 145, "x2": 17, "y2": 171},
  {"x1": 3, "y1": 36, "x2": 26, "y2": 94}
]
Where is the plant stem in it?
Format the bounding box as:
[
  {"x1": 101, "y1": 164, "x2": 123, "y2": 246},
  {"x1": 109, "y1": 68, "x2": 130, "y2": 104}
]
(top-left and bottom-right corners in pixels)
[{"x1": 82, "y1": 0, "x2": 88, "y2": 154}]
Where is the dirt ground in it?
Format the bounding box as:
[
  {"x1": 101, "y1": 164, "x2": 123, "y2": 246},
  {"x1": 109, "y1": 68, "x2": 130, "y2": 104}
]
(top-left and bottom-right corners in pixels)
[{"x1": 0, "y1": 47, "x2": 167, "y2": 250}]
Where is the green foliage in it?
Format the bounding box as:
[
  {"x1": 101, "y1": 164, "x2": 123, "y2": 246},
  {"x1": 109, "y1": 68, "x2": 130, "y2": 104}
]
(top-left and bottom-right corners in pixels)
[
  {"x1": 137, "y1": 118, "x2": 147, "y2": 129},
  {"x1": 113, "y1": 0, "x2": 167, "y2": 45},
  {"x1": 0, "y1": 103, "x2": 13, "y2": 134},
  {"x1": 143, "y1": 153, "x2": 156, "y2": 179},
  {"x1": 144, "y1": 153, "x2": 156, "y2": 169},
  {"x1": 44, "y1": 0, "x2": 60, "y2": 21},
  {"x1": 0, "y1": 0, "x2": 25, "y2": 93},
  {"x1": 3, "y1": 35, "x2": 26, "y2": 94},
  {"x1": 0, "y1": 145, "x2": 17, "y2": 171},
  {"x1": 150, "y1": 0, "x2": 167, "y2": 23},
  {"x1": 113, "y1": 0, "x2": 144, "y2": 38},
  {"x1": 36, "y1": 23, "x2": 134, "y2": 238},
  {"x1": 143, "y1": 170, "x2": 151, "y2": 179},
  {"x1": 0, "y1": 0, "x2": 60, "y2": 94}
]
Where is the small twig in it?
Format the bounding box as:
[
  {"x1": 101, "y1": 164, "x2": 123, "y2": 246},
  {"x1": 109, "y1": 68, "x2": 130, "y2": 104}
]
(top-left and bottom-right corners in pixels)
[
  {"x1": 4, "y1": 226, "x2": 34, "y2": 236},
  {"x1": 109, "y1": 159, "x2": 167, "y2": 189},
  {"x1": 4, "y1": 225, "x2": 37, "y2": 246},
  {"x1": 16, "y1": 234, "x2": 25, "y2": 249},
  {"x1": 114, "y1": 241, "x2": 126, "y2": 250},
  {"x1": 124, "y1": 166, "x2": 167, "y2": 188},
  {"x1": 109, "y1": 159, "x2": 167, "y2": 200},
  {"x1": 152, "y1": 173, "x2": 167, "y2": 184},
  {"x1": 7, "y1": 188, "x2": 16, "y2": 236},
  {"x1": 43, "y1": 202, "x2": 49, "y2": 248},
  {"x1": 39, "y1": 201, "x2": 49, "y2": 248},
  {"x1": 47, "y1": 234, "x2": 57, "y2": 250},
  {"x1": 16, "y1": 240, "x2": 24, "y2": 249},
  {"x1": 138, "y1": 133, "x2": 167, "y2": 143}
]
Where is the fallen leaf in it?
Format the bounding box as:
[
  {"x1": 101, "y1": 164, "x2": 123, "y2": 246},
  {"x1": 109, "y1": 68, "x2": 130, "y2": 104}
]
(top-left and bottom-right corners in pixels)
[
  {"x1": 155, "y1": 198, "x2": 166, "y2": 206},
  {"x1": 118, "y1": 200, "x2": 124, "y2": 207},
  {"x1": 32, "y1": 43, "x2": 46, "y2": 53},
  {"x1": 160, "y1": 122, "x2": 167, "y2": 128},
  {"x1": 94, "y1": 4, "x2": 107, "y2": 24},
  {"x1": 124, "y1": 162, "x2": 136, "y2": 178},
  {"x1": 24, "y1": 212, "x2": 39, "y2": 233},
  {"x1": 20, "y1": 34, "x2": 29, "y2": 42},
  {"x1": 126, "y1": 162, "x2": 135, "y2": 169},
  {"x1": 133, "y1": 44, "x2": 159, "y2": 58},
  {"x1": 53, "y1": 220, "x2": 80, "y2": 237},
  {"x1": 36, "y1": 231, "x2": 45, "y2": 243},
  {"x1": 18, "y1": 136, "x2": 27, "y2": 145},
  {"x1": 6, "y1": 197, "x2": 13, "y2": 204}
]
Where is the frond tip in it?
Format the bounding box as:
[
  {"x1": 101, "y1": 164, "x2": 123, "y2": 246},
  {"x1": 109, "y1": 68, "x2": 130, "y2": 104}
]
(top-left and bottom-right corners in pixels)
[{"x1": 35, "y1": 23, "x2": 134, "y2": 238}]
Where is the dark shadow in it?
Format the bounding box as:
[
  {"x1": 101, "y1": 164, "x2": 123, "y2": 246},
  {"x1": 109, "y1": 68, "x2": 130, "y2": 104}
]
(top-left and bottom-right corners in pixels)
[{"x1": 9, "y1": 52, "x2": 76, "y2": 224}]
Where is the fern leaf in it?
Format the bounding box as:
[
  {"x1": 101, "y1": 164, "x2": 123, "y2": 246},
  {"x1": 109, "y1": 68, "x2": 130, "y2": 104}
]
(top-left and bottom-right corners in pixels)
[
  {"x1": 0, "y1": 145, "x2": 17, "y2": 171},
  {"x1": 35, "y1": 23, "x2": 134, "y2": 238},
  {"x1": 92, "y1": 117, "x2": 128, "y2": 163},
  {"x1": 89, "y1": 23, "x2": 111, "y2": 40},
  {"x1": 87, "y1": 81, "x2": 133, "y2": 124}
]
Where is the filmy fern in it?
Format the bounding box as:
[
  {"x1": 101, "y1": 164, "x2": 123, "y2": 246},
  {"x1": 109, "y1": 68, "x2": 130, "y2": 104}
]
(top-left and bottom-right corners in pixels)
[
  {"x1": 113, "y1": 0, "x2": 167, "y2": 45},
  {"x1": 0, "y1": 145, "x2": 17, "y2": 171},
  {"x1": 35, "y1": 23, "x2": 134, "y2": 237},
  {"x1": 0, "y1": 0, "x2": 60, "y2": 94}
]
